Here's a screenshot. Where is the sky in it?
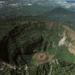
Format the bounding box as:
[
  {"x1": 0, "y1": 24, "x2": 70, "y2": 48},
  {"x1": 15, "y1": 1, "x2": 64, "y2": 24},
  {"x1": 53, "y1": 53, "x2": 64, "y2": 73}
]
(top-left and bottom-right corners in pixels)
[{"x1": 0, "y1": 0, "x2": 75, "y2": 10}]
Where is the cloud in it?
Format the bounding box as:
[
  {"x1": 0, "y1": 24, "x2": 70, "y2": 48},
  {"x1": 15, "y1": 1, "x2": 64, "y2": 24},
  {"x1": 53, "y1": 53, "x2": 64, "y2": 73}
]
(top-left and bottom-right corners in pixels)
[
  {"x1": 27, "y1": 3, "x2": 32, "y2": 6},
  {"x1": 71, "y1": 3, "x2": 75, "y2": 6},
  {"x1": 54, "y1": 0, "x2": 73, "y2": 8},
  {"x1": 0, "y1": 1, "x2": 5, "y2": 8},
  {"x1": 0, "y1": 1, "x2": 5, "y2": 4},
  {"x1": 0, "y1": 4, "x2": 3, "y2": 8},
  {"x1": 8, "y1": 3, "x2": 33, "y2": 7},
  {"x1": 8, "y1": 3, "x2": 19, "y2": 7},
  {"x1": 0, "y1": 0, "x2": 75, "y2": 10},
  {"x1": 63, "y1": 4, "x2": 71, "y2": 8}
]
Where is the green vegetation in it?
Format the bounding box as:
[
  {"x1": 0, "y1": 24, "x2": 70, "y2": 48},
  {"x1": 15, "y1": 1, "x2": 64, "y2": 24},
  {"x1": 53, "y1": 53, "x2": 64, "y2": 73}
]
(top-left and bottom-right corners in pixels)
[{"x1": 0, "y1": 17, "x2": 75, "y2": 75}]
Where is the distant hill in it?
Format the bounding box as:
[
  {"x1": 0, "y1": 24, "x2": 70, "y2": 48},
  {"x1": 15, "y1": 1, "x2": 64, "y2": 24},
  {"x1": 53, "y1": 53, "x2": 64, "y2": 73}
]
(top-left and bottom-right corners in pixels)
[
  {"x1": 0, "y1": 6, "x2": 75, "y2": 25},
  {"x1": 42, "y1": 7, "x2": 75, "y2": 24},
  {"x1": 0, "y1": 4, "x2": 54, "y2": 19}
]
